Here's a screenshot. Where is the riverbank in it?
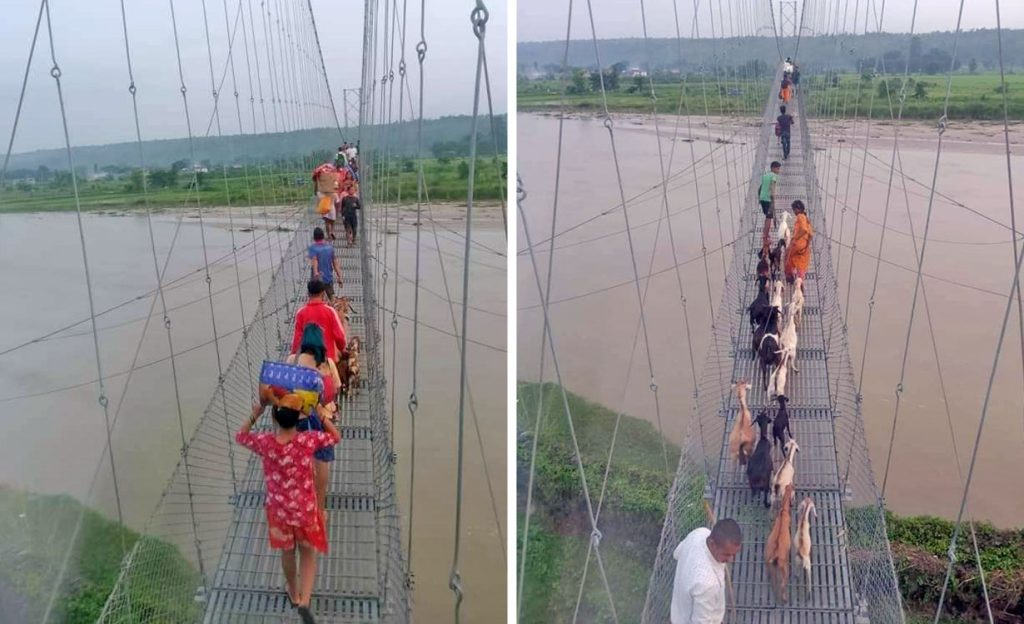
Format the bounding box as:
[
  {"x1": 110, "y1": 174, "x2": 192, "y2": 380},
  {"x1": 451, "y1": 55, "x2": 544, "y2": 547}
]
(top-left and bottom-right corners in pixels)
[
  {"x1": 516, "y1": 381, "x2": 1024, "y2": 623},
  {"x1": 0, "y1": 485, "x2": 198, "y2": 623},
  {"x1": 520, "y1": 109, "x2": 1024, "y2": 153},
  {"x1": 0, "y1": 200, "x2": 505, "y2": 233}
]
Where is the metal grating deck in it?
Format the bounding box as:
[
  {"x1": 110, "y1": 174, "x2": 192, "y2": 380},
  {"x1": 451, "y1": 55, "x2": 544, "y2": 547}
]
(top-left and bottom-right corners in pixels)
[
  {"x1": 204, "y1": 237, "x2": 385, "y2": 623},
  {"x1": 710, "y1": 88, "x2": 859, "y2": 620}
]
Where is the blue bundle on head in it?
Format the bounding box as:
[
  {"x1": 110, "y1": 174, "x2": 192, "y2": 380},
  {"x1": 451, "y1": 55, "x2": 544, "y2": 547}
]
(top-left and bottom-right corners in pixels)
[{"x1": 259, "y1": 360, "x2": 323, "y2": 414}]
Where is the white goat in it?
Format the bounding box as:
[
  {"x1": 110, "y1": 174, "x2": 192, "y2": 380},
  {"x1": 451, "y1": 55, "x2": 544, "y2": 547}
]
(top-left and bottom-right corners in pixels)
[
  {"x1": 770, "y1": 279, "x2": 785, "y2": 310},
  {"x1": 776, "y1": 211, "x2": 793, "y2": 249},
  {"x1": 771, "y1": 438, "x2": 799, "y2": 506},
  {"x1": 791, "y1": 277, "x2": 805, "y2": 326},
  {"x1": 795, "y1": 497, "x2": 817, "y2": 599},
  {"x1": 780, "y1": 302, "x2": 799, "y2": 374},
  {"x1": 769, "y1": 303, "x2": 799, "y2": 402}
]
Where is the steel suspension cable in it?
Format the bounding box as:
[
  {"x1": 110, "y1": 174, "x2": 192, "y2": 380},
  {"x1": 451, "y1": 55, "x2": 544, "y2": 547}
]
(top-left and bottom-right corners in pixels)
[
  {"x1": 515, "y1": 0, "x2": 576, "y2": 613},
  {"x1": 404, "y1": 0, "x2": 427, "y2": 587},
  {"x1": 519, "y1": 182, "x2": 621, "y2": 624},
  {"x1": 993, "y1": 0, "x2": 1024, "y2": 436},
  {"x1": 448, "y1": 3, "x2": 492, "y2": 619},
  {"x1": 0, "y1": 1, "x2": 45, "y2": 186},
  {"x1": 879, "y1": 0, "x2": 966, "y2": 501},
  {"x1": 38, "y1": 2, "x2": 128, "y2": 619}
]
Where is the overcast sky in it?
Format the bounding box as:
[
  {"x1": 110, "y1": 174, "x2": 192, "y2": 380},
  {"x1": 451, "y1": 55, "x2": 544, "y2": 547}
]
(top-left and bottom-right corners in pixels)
[
  {"x1": 517, "y1": 0, "x2": 1024, "y2": 42},
  {"x1": 0, "y1": 0, "x2": 506, "y2": 154}
]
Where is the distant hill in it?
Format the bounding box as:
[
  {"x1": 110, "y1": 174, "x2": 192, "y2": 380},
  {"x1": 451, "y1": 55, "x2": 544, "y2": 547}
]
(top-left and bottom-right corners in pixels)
[
  {"x1": 4, "y1": 115, "x2": 507, "y2": 173},
  {"x1": 518, "y1": 29, "x2": 1024, "y2": 76}
]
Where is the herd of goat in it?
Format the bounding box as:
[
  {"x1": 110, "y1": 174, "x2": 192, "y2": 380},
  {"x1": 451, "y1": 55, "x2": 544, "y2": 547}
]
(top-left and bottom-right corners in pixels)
[{"x1": 725, "y1": 208, "x2": 815, "y2": 605}]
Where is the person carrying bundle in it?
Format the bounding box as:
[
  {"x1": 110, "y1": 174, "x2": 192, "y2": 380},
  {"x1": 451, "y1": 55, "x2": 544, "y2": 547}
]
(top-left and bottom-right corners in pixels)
[
  {"x1": 779, "y1": 75, "x2": 793, "y2": 104},
  {"x1": 312, "y1": 162, "x2": 339, "y2": 240}
]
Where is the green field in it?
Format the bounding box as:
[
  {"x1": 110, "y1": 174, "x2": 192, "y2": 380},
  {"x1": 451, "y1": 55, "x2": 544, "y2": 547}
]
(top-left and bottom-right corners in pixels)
[
  {"x1": 805, "y1": 72, "x2": 1024, "y2": 120},
  {"x1": 518, "y1": 77, "x2": 767, "y2": 116},
  {"x1": 518, "y1": 72, "x2": 1024, "y2": 121},
  {"x1": 0, "y1": 156, "x2": 505, "y2": 213},
  {"x1": 517, "y1": 382, "x2": 1024, "y2": 623}
]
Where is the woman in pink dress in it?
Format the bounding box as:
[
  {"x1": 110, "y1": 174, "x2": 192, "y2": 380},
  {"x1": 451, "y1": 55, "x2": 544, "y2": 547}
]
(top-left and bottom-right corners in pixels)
[{"x1": 238, "y1": 393, "x2": 340, "y2": 623}]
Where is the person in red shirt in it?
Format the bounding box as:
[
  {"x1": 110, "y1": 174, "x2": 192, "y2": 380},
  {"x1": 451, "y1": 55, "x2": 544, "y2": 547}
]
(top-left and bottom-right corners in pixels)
[
  {"x1": 291, "y1": 279, "x2": 347, "y2": 363},
  {"x1": 238, "y1": 393, "x2": 340, "y2": 622}
]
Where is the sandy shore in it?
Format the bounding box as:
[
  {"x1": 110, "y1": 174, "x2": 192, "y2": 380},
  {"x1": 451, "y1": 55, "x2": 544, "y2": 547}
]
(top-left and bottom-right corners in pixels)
[
  {"x1": 130, "y1": 201, "x2": 506, "y2": 232},
  {"x1": 526, "y1": 110, "x2": 1024, "y2": 153}
]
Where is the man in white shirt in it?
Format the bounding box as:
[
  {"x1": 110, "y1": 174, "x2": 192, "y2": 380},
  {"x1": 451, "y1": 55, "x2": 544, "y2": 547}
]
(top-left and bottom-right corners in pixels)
[{"x1": 670, "y1": 518, "x2": 743, "y2": 623}]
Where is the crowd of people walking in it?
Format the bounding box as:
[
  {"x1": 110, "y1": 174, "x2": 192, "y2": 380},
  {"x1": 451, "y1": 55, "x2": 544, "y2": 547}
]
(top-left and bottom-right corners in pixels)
[{"x1": 233, "y1": 152, "x2": 365, "y2": 624}]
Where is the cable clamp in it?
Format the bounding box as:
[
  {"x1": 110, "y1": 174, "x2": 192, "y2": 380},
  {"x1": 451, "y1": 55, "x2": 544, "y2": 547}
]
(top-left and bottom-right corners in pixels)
[
  {"x1": 416, "y1": 41, "x2": 427, "y2": 62},
  {"x1": 50, "y1": 66, "x2": 62, "y2": 79},
  {"x1": 128, "y1": 82, "x2": 137, "y2": 95},
  {"x1": 470, "y1": 5, "x2": 489, "y2": 39},
  {"x1": 98, "y1": 395, "x2": 109, "y2": 408},
  {"x1": 448, "y1": 570, "x2": 464, "y2": 602}
]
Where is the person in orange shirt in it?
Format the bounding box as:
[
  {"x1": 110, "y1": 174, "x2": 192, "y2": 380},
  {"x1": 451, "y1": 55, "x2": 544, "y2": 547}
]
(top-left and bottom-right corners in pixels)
[
  {"x1": 779, "y1": 76, "x2": 793, "y2": 103},
  {"x1": 784, "y1": 200, "x2": 812, "y2": 293}
]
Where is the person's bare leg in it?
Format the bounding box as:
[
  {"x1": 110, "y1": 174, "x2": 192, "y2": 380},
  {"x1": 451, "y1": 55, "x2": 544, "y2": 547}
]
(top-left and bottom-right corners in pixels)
[
  {"x1": 315, "y1": 461, "x2": 329, "y2": 529},
  {"x1": 297, "y1": 543, "x2": 318, "y2": 606},
  {"x1": 281, "y1": 548, "x2": 299, "y2": 604}
]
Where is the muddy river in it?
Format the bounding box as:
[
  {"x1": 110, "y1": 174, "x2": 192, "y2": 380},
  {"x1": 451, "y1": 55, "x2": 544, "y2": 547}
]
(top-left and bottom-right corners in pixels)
[{"x1": 517, "y1": 112, "x2": 1024, "y2": 528}]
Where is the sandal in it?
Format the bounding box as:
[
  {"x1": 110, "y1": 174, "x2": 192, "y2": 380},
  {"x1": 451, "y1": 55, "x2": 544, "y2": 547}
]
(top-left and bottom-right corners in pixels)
[{"x1": 297, "y1": 606, "x2": 317, "y2": 624}]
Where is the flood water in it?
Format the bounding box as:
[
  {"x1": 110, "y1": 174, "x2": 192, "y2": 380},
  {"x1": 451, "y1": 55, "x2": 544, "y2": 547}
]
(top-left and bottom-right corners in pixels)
[
  {"x1": 0, "y1": 207, "x2": 505, "y2": 621},
  {"x1": 517, "y1": 112, "x2": 1024, "y2": 528}
]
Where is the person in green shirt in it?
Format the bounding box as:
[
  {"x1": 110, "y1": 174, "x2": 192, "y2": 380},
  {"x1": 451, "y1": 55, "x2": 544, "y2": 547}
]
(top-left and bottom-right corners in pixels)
[
  {"x1": 759, "y1": 161, "x2": 781, "y2": 218},
  {"x1": 334, "y1": 146, "x2": 347, "y2": 168},
  {"x1": 759, "y1": 161, "x2": 781, "y2": 251}
]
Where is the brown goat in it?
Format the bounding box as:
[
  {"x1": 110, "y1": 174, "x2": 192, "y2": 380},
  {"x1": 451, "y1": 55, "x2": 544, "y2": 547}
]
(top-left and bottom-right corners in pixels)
[
  {"x1": 339, "y1": 337, "x2": 362, "y2": 396},
  {"x1": 795, "y1": 497, "x2": 817, "y2": 599},
  {"x1": 332, "y1": 296, "x2": 352, "y2": 337},
  {"x1": 765, "y1": 484, "x2": 795, "y2": 604},
  {"x1": 728, "y1": 380, "x2": 756, "y2": 465}
]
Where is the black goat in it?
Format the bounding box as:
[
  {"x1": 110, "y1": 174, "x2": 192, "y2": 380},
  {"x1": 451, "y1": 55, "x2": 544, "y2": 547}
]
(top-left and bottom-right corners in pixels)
[
  {"x1": 757, "y1": 307, "x2": 782, "y2": 391},
  {"x1": 748, "y1": 276, "x2": 771, "y2": 329},
  {"x1": 747, "y1": 410, "x2": 774, "y2": 508},
  {"x1": 756, "y1": 248, "x2": 771, "y2": 280},
  {"x1": 773, "y1": 395, "x2": 792, "y2": 451},
  {"x1": 769, "y1": 240, "x2": 785, "y2": 278}
]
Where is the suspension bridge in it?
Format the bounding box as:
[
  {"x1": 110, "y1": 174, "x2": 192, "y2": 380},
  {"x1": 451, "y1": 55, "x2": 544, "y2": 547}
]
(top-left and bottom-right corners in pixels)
[
  {"x1": 518, "y1": 0, "x2": 1020, "y2": 622},
  {"x1": 640, "y1": 72, "x2": 902, "y2": 623}
]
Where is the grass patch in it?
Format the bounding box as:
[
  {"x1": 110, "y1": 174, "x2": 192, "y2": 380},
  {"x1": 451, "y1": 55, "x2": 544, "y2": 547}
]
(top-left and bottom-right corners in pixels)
[
  {"x1": 516, "y1": 381, "x2": 693, "y2": 623},
  {"x1": 518, "y1": 516, "x2": 656, "y2": 623},
  {"x1": 0, "y1": 486, "x2": 199, "y2": 623}
]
